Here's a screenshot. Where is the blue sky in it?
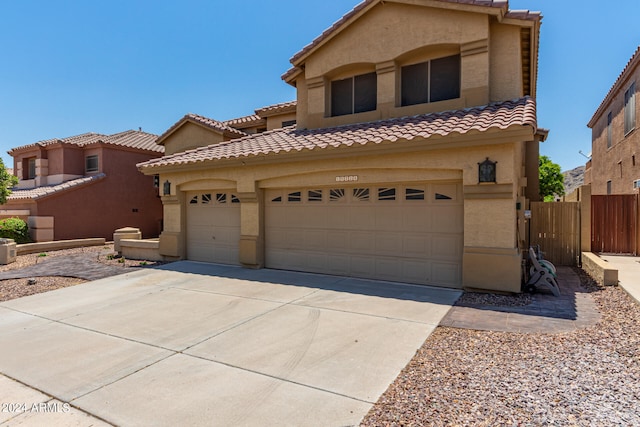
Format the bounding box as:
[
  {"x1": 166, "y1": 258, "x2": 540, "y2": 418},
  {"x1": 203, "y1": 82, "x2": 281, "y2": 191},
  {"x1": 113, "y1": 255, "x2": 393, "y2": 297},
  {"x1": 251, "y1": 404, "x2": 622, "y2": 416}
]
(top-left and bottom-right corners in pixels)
[{"x1": 1, "y1": 0, "x2": 639, "y2": 172}]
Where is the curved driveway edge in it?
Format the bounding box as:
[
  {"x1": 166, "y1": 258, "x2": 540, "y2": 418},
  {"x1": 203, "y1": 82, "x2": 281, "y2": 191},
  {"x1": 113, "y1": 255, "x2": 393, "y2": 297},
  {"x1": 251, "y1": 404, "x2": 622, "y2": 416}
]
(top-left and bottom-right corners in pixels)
[{"x1": 0, "y1": 261, "x2": 461, "y2": 426}]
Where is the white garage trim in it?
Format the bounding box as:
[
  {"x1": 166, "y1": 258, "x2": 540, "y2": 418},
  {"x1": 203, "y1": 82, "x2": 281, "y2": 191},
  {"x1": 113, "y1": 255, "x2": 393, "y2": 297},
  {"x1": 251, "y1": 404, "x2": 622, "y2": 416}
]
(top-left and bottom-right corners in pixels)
[
  {"x1": 186, "y1": 191, "x2": 240, "y2": 264},
  {"x1": 265, "y1": 182, "x2": 463, "y2": 287}
]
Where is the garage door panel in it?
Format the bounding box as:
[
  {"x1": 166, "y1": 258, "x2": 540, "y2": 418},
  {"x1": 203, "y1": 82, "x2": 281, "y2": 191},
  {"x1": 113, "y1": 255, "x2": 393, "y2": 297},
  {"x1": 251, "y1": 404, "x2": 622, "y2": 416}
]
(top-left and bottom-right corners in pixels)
[
  {"x1": 349, "y1": 206, "x2": 376, "y2": 228},
  {"x1": 304, "y1": 207, "x2": 331, "y2": 228},
  {"x1": 403, "y1": 207, "x2": 430, "y2": 230},
  {"x1": 403, "y1": 235, "x2": 430, "y2": 257},
  {"x1": 399, "y1": 260, "x2": 431, "y2": 283},
  {"x1": 375, "y1": 233, "x2": 403, "y2": 255},
  {"x1": 265, "y1": 183, "x2": 462, "y2": 287},
  {"x1": 328, "y1": 207, "x2": 356, "y2": 230},
  {"x1": 325, "y1": 231, "x2": 349, "y2": 251},
  {"x1": 304, "y1": 253, "x2": 328, "y2": 271},
  {"x1": 375, "y1": 258, "x2": 402, "y2": 280},
  {"x1": 326, "y1": 254, "x2": 350, "y2": 275},
  {"x1": 304, "y1": 230, "x2": 327, "y2": 249},
  {"x1": 350, "y1": 256, "x2": 376, "y2": 277},
  {"x1": 375, "y1": 207, "x2": 402, "y2": 230},
  {"x1": 350, "y1": 232, "x2": 375, "y2": 252},
  {"x1": 267, "y1": 207, "x2": 289, "y2": 227}
]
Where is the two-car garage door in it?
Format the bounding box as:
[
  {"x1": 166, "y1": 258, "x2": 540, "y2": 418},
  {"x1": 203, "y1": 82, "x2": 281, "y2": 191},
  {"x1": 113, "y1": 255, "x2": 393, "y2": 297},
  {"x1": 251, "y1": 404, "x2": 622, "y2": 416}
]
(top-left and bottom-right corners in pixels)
[{"x1": 265, "y1": 182, "x2": 463, "y2": 287}]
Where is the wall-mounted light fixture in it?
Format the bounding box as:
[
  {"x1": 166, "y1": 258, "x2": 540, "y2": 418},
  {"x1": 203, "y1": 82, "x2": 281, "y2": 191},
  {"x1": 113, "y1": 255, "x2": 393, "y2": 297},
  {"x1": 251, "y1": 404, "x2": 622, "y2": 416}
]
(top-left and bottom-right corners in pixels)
[
  {"x1": 163, "y1": 180, "x2": 171, "y2": 196},
  {"x1": 478, "y1": 158, "x2": 497, "y2": 183}
]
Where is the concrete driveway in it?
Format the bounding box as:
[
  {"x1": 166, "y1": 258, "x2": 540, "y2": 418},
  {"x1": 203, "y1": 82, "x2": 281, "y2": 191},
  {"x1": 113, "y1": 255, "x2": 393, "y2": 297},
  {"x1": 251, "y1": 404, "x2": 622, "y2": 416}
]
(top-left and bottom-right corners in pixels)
[{"x1": 0, "y1": 262, "x2": 460, "y2": 426}]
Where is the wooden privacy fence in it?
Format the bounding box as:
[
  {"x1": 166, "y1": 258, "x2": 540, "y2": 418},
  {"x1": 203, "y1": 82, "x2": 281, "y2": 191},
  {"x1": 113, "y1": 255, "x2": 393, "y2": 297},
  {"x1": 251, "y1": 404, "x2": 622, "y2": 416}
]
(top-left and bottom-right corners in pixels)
[
  {"x1": 591, "y1": 194, "x2": 637, "y2": 255},
  {"x1": 530, "y1": 202, "x2": 581, "y2": 266}
]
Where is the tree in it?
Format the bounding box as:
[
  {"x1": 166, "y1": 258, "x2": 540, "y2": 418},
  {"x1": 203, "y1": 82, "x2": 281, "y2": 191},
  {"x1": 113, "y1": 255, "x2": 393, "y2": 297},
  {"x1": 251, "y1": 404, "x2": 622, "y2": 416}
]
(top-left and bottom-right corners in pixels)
[
  {"x1": 539, "y1": 155, "x2": 565, "y2": 202},
  {"x1": 0, "y1": 158, "x2": 18, "y2": 205}
]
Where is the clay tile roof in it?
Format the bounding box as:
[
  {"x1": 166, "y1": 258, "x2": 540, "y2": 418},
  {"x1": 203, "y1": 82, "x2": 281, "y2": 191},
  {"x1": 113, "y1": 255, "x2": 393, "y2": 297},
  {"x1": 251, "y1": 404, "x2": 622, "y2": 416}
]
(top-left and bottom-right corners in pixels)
[
  {"x1": 8, "y1": 133, "x2": 106, "y2": 154},
  {"x1": 8, "y1": 173, "x2": 106, "y2": 201},
  {"x1": 255, "y1": 100, "x2": 298, "y2": 117},
  {"x1": 224, "y1": 114, "x2": 265, "y2": 128},
  {"x1": 139, "y1": 97, "x2": 536, "y2": 170},
  {"x1": 282, "y1": 0, "x2": 538, "y2": 81},
  {"x1": 7, "y1": 130, "x2": 163, "y2": 155},
  {"x1": 156, "y1": 113, "x2": 248, "y2": 145},
  {"x1": 588, "y1": 46, "x2": 640, "y2": 128},
  {"x1": 99, "y1": 130, "x2": 164, "y2": 153},
  {"x1": 504, "y1": 9, "x2": 542, "y2": 21}
]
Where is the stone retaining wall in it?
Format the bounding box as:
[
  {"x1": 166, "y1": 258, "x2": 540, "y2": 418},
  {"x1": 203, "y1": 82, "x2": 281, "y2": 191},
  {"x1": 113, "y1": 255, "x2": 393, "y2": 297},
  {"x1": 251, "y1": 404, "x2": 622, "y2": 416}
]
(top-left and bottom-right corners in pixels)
[{"x1": 582, "y1": 252, "x2": 618, "y2": 286}]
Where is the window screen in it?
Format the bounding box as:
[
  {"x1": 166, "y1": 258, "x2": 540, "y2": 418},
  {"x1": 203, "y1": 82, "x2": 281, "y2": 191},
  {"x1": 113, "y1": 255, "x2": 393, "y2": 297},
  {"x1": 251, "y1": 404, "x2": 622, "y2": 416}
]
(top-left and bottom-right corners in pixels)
[
  {"x1": 331, "y1": 72, "x2": 377, "y2": 116},
  {"x1": 86, "y1": 155, "x2": 99, "y2": 173},
  {"x1": 401, "y1": 62, "x2": 429, "y2": 106}
]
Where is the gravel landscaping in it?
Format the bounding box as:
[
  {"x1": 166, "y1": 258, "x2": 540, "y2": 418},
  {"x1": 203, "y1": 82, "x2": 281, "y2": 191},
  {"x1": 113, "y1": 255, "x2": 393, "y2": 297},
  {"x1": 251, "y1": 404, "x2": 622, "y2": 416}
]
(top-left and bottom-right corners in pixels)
[{"x1": 361, "y1": 269, "x2": 640, "y2": 426}]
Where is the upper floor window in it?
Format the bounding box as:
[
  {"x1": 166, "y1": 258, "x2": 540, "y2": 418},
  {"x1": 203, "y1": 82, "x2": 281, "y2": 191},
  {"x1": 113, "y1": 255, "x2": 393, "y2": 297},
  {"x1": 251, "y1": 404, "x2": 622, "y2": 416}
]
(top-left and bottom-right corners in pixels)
[
  {"x1": 86, "y1": 155, "x2": 99, "y2": 173},
  {"x1": 624, "y1": 81, "x2": 636, "y2": 135},
  {"x1": 331, "y1": 72, "x2": 377, "y2": 116},
  {"x1": 401, "y1": 54, "x2": 460, "y2": 106},
  {"x1": 23, "y1": 157, "x2": 36, "y2": 180}
]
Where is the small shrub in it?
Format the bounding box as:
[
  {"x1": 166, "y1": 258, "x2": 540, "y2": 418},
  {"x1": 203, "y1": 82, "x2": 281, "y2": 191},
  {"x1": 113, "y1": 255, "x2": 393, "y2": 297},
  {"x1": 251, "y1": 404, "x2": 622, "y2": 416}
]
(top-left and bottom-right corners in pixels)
[
  {"x1": 106, "y1": 254, "x2": 115, "y2": 260},
  {"x1": 0, "y1": 217, "x2": 31, "y2": 244},
  {"x1": 38, "y1": 253, "x2": 47, "y2": 257},
  {"x1": 139, "y1": 261, "x2": 148, "y2": 266}
]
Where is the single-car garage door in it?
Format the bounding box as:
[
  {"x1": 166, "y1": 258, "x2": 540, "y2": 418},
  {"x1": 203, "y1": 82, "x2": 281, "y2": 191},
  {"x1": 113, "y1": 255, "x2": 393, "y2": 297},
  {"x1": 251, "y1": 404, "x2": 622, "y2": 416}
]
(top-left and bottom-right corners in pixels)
[
  {"x1": 186, "y1": 191, "x2": 240, "y2": 264},
  {"x1": 265, "y1": 182, "x2": 463, "y2": 287}
]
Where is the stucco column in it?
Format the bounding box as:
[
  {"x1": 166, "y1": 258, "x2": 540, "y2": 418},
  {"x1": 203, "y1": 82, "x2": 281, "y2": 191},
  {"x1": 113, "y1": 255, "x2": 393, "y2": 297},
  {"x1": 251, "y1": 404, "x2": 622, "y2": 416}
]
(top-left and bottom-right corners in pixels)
[
  {"x1": 376, "y1": 61, "x2": 396, "y2": 118},
  {"x1": 462, "y1": 183, "x2": 522, "y2": 293},
  {"x1": 237, "y1": 184, "x2": 264, "y2": 269},
  {"x1": 158, "y1": 194, "x2": 185, "y2": 259}
]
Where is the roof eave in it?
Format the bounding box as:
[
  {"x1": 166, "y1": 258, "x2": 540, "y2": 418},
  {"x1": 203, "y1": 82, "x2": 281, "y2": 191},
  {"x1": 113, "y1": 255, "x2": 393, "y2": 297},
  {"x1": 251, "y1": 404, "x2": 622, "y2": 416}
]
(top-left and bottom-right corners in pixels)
[
  {"x1": 287, "y1": 0, "x2": 510, "y2": 70},
  {"x1": 588, "y1": 46, "x2": 640, "y2": 128}
]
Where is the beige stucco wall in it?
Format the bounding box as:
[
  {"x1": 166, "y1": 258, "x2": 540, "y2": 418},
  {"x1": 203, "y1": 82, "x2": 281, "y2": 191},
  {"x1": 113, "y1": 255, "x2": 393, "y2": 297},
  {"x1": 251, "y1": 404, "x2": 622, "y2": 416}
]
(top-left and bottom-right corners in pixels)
[
  {"x1": 162, "y1": 122, "x2": 225, "y2": 156},
  {"x1": 266, "y1": 112, "x2": 297, "y2": 131},
  {"x1": 489, "y1": 22, "x2": 524, "y2": 102}
]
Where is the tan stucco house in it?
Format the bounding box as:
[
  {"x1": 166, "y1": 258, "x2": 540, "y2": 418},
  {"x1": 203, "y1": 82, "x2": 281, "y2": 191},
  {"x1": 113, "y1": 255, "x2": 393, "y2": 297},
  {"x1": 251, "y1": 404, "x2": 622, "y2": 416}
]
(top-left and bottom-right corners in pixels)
[
  {"x1": 4, "y1": 130, "x2": 164, "y2": 241},
  {"x1": 586, "y1": 46, "x2": 640, "y2": 195},
  {"x1": 139, "y1": 0, "x2": 544, "y2": 293}
]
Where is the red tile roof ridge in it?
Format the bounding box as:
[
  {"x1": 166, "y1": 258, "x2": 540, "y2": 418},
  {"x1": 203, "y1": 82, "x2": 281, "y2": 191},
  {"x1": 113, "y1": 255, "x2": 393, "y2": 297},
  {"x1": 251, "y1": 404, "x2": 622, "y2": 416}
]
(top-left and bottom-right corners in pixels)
[
  {"x1": 588, "y1": 45, "x2": 640, "y2": 128},
  {"x1": 223, "y1": 114, "x2": 265, "y2": 127},
  {"x1": 255, "y1": 100, "x2": 298, "y2": 116},
  {"x1": 186, "y1": 113, "x2": 248, "y2": 136},
  {"x1": 139, "y1": 97, "x2": 536, "y2": 170},
  {"x1": 8, "y1": 132, "x2": 105, "y2": 154},
  {"x1": 156, "y1": 112, "x2": 248, "y2": 145},
  {"x1": 7, "y1": 131, "x2": 164, "y2": 154},
  {"x1": 98, "y1": 130, "x2": 164, "y2": 153}
]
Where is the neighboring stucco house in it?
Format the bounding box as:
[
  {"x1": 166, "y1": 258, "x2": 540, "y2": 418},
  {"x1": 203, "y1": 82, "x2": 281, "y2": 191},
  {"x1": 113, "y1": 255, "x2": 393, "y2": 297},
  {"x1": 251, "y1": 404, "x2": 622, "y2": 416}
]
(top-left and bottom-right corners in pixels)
[
  {"x1": 586, "y1": 46, "x2": 640, "y2": 195},
  {"x1": 3, "y1": 130, "x2": 164, "y2": 241},
  {"x1": 139, "y1": 0, "x2": 544, "y2": 293}
]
